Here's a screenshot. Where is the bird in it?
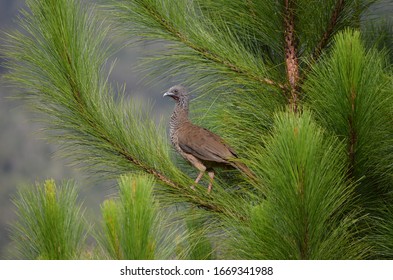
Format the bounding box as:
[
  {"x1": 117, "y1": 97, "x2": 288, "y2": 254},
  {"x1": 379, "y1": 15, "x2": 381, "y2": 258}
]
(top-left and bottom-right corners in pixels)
[{"x1": 163, "y1": 85, "x2": 254, "y2": 193}]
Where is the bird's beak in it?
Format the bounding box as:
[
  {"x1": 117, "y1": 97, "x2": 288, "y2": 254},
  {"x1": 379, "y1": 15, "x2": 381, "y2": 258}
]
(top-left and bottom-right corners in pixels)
[{"x1": 163, "y1": 92, "x2": 172, "y2": 97}]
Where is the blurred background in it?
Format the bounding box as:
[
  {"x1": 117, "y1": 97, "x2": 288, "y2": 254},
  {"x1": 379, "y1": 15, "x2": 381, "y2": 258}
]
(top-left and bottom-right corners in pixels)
[{"x1": 0, "y1": 0, "x2": 392, "y2": 259}]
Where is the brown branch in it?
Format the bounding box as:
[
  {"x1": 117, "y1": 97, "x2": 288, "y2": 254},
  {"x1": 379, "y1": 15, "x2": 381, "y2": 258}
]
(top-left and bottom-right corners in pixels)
[
  {"x1": 119, "y1": 150, "x2": 178, "y2": 188},
  {"x1": 311, "y1": 0, "x2": 345, "y2": 62},
  {"x1": 298, "y1": 1, "x2": 345, "y2": 89},
  {"x1": 284, "y1": 0, "x2": 300, "y2": 112}
]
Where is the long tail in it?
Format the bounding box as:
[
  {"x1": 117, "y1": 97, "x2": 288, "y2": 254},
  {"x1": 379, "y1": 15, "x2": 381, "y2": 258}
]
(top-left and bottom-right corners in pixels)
[{"x1": 232, "y1": 161, "x2": 256, "y2": 181}]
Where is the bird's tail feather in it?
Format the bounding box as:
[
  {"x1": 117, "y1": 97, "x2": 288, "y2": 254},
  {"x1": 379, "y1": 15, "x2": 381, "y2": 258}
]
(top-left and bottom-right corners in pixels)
[{"x1": 232, "y1": 161, "x2": 256, "y2": 181}]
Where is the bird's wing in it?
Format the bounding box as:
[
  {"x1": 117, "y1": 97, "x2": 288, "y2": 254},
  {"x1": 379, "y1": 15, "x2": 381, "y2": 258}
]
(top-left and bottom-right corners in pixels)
[{"x1": 177, "y1": 123, "x2": 237, "y2": 163}]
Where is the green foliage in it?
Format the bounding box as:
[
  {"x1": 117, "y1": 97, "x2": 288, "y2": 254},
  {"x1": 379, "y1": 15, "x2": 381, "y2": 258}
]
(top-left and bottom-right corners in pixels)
[
  {"x1": 2, "y1": 0, "x2": 256, "y2": 221},
  {"x1": 373, "y1": 201, "x2": 393, "y2": 259},
  {"x1": 296, "y1": 0, "x2": 374, "y2": 55},
  {"x1": 11, "y1": 179, "x2": 86, "y2": 259},
  {"x1": 304, "y1": 30, "x2": 393, "y2": 200},
  {"x1": 2, "y1": 0, "x2": 172, "y2": 179},
  {"x1": 180, "y1": 209, "x2": 215, "y2": 260},
  {"x1": 196, "y1": 0, "x2": 285, "y2": 61},
  {"x1": 362, "y1": 19, "x2": 393, "y2": 64},
  {"x1": 231, "y1": 111, "x2": 367, "y2": 259},
  {"x1": 304, "y1": 30, "x2": 393, "y2": 259},
  {"x1": 2, "y1": 0, "x2": 393, "y2": 260},
  {"x1": 103, "y1": 0, "x2": 289, "y2": 156},
  {"x1": 104, "y1": 0, "x2": 275, "y2": 89},
  {"x1": 99, "y1": 174, "x2": 160, "y2": 259}
]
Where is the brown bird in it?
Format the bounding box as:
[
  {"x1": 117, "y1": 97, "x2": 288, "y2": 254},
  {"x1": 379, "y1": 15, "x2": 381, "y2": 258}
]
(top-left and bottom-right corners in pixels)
[{"x1": 163, "y1": 85, "x2": 253, "y2": 193}]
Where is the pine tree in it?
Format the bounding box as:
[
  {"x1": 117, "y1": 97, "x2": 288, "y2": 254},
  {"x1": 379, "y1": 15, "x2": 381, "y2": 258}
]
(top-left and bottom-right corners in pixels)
[{"x1": 1, "y1": 0, "x2": 392, "y2": 259}]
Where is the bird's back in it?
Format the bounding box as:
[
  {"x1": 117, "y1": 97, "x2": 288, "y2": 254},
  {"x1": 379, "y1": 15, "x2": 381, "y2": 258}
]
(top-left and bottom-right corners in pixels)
[{"x1": 176, "y1": 121, "x2": 237, "y2": 165}]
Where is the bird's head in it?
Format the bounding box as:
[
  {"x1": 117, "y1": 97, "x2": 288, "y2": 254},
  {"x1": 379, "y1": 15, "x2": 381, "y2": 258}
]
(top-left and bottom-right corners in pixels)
[{"x1": 163, "y1": 85, "x2": 187, "y2": 102}]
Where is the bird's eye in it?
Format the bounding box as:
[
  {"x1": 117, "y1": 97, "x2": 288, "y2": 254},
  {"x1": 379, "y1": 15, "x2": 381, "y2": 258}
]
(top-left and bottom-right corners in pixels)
[{"x1": 173, "y1": 89, "x2": 178, "y2": 93}]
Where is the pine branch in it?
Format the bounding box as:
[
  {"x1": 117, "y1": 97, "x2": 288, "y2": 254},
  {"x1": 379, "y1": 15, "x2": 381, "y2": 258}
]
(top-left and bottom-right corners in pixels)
[
  {"x1": 31, "y1": 9, "x2": 178, "y2": 191},
  {"x1": 11, "y1": 180, "x2": 87, "y2": 259},
  {"x1": 232, "y1": 111, "x2": 368, "y2": 259},
  {"x1": 311, "y1": 0, "x2": 345, "y2": 62},
  {"x1": 304, "y1": 29, "x2": 393, "y2": 201},
  {"x1": 58, "y1": 47, "x2": 179, "y2": 191},
  {"x1": 284, "y1": 0, "x2": 300, "y2": 111},
  {"x1": 99, "y1": 174, "x2": 159, "y2": 259},
  {"x1": 145, "y1": 2, "x2": 286, "y2": 91},
  {"x1": 2, "y1": 0, "x2": 249, "y2": 222},
  {"x1": 106, "y1": 0, "x2": 286, "y2": 93}
]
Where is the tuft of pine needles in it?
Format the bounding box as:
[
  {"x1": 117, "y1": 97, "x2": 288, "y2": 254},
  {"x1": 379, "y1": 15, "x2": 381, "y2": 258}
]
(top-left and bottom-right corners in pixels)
[
  {"x1": 304, "y1": 29, "x2": 393, "y2": 204},
  {"x1": 98, "y1": 174, "x2": 159, "y2": 259},
  {"x1": 230, "y1": 110, "x2": 368, "y2": 259},
  {"x1": 11, "y1": 179, "x2": 87, "y2": 259}
]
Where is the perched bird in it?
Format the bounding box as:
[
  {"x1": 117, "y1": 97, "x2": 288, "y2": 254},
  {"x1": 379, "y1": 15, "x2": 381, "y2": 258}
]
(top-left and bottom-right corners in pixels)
[{"x1": 163, "y1": 85, "x2": 253, "y2": 193}]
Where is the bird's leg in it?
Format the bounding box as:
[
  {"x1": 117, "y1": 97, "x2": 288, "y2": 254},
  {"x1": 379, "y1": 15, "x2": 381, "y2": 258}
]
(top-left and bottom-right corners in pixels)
[
  {"x1": 186, "y1": 158, "x2": 206, "y2": 191},
  {"x1": 191, "y1": 170, "x2": 205, "y2": 190},
  {"x1": 207, "y1": 169, "x2": 215, "y2": 193}
]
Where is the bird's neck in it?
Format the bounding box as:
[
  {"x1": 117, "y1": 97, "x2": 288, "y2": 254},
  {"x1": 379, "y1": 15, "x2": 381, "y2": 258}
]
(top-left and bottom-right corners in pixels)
[{"x1": 170, "y1": 97, "x2": 189, "y2": 132}]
